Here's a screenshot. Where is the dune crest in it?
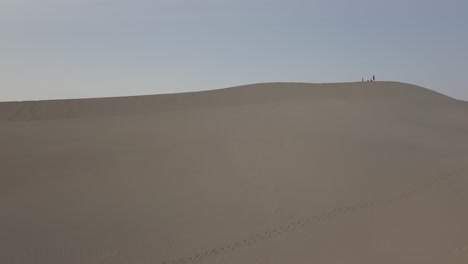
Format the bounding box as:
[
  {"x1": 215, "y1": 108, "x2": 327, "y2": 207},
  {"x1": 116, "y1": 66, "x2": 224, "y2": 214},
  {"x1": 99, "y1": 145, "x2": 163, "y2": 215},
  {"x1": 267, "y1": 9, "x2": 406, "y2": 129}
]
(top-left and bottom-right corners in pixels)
[{"x1": 0, "y1": 81, "x2": 461, "y2": 121}]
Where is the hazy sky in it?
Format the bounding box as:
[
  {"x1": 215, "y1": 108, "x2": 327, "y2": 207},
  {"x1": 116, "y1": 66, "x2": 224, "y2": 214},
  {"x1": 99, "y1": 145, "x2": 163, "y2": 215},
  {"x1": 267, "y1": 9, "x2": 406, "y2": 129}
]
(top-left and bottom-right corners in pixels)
[{"x1": 1, "y1": 0, "x2": 467, "y2": 101}]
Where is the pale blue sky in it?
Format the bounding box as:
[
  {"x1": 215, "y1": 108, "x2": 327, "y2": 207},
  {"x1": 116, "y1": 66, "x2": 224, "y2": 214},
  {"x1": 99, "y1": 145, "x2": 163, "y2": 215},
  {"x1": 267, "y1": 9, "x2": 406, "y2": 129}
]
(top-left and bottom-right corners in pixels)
[{"x1": 1, "y1": 0, "x2": 467, "y2": 101}]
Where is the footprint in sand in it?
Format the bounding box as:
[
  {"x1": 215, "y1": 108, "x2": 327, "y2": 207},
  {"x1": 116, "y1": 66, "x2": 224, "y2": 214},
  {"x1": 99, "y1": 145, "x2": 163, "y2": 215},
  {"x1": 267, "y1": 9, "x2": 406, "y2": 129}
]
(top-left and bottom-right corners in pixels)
[{"x1": 450, "y1": 245, "x2": 468, "y2": 263}]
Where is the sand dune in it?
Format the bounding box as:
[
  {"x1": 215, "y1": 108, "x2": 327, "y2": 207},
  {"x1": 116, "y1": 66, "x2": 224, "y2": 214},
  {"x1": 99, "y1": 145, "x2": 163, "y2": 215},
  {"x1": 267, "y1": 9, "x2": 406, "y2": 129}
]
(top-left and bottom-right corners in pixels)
[{"x1": 0, "y1": 82, "x2": 467, "y2": 264}]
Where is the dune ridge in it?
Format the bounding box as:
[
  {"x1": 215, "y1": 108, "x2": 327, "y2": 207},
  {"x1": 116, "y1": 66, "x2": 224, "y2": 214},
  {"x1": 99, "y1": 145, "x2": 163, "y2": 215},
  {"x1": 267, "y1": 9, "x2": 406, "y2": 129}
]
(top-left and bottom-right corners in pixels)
[{"x1": 0, "y1": 81, "x2": 462, "y2": 121}]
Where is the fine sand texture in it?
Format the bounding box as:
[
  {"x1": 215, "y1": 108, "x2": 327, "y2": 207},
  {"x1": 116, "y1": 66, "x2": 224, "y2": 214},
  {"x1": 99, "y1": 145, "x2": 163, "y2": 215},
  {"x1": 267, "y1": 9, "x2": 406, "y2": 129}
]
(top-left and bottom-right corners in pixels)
[{"x1": 1, "y1": 82, "x2": 467, "y2": 264}]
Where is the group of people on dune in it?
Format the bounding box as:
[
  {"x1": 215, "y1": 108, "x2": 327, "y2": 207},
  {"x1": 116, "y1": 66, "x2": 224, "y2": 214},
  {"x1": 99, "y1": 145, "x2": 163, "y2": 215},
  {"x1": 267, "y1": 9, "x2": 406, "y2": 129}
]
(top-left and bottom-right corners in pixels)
[{"x1": 362, "y1": 75, "x2": 375, "y2": 82}]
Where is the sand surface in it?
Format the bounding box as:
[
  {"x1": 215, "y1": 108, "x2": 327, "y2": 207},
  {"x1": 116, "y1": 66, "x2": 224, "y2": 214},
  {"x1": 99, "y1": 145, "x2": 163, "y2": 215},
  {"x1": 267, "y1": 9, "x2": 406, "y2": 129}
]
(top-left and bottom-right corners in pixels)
[{"x1": 1, "y1": 82, "x2": 467, "y2": 264}]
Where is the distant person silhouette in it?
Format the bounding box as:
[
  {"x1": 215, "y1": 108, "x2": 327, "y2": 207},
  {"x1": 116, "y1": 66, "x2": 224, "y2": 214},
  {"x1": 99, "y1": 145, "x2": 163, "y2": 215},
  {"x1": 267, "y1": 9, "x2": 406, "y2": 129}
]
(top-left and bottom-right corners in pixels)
[{"x1": 373, "y1": 75, "x2": 375, "y2": 81}]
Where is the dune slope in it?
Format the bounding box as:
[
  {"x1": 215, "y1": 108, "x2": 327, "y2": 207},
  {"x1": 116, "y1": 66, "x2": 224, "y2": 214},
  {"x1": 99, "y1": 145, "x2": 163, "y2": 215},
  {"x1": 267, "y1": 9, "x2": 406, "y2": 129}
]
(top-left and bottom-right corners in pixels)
[{"x1": 1, "y1": 82, "x2": 467, "y2": 264}]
